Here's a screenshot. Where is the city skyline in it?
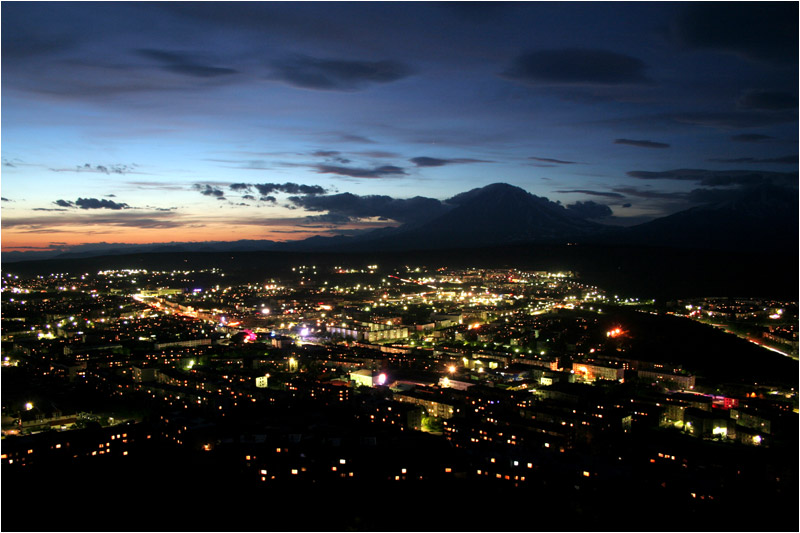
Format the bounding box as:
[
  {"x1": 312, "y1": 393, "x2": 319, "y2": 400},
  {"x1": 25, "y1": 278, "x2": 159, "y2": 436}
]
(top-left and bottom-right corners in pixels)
[{"x1": 2, "y1": 1, "x2": 798, "y2": 253}]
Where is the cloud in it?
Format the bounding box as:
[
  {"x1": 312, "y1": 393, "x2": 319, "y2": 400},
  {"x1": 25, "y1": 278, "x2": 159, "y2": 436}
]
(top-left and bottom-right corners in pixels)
[
  {"x1": 269, "y1": 55, "x2": 413, "y2": 91},
  {"x1": 289, "y1": 192, "x2": 449, "y2": 224},
  {"x1": 354, "y1": 150, "x2": 400, "y2": 159},
  {"x1": 74, "y1": 198, "x2": 130, "y2": 210},
  {"x1": 555, "y1": 189, "x2": 626, "y2": 199},
  {"x1": 614, "y1": 138, "x2": 670, "y2": 149},
  {"x1": 4, "y1": 212, "x2": 184, "y2": 230},
  {"x1": 228, "y1": 182, "x2": 327, "y2": 196},
  {"x1": 671, "y1": 111, "x2": 795, "y2": 129},
  {"x1": 673, "y1": 3, "x2": 798, "y2": 64},
  {"x1": 626, "y1": 168, "x2": 796, "y2": 187},
  {"x1": 1, "y1": 197, "x2": 11, "y2": 202},
  {"x1": 314, "y1": 164, "x2": 406, "y2": 178},
  {"x1": 51, "y1": 163, "x2": 137, "y2": 175},
  {"x1": 409, "y1": 156, "x2": 493, "y2": 167},
  {"x1": 331, "y1": 134, "x2": 377, "y2": 144},
  {"x1": 54, "y1": 199, "x2": 75, "y2": 208},
  {"x1": 502, "y1": 48, "x2": 649, "y2": 86},
  {"x1": 738, "y1": 90, "x2": 798, "y2": 111},
  {"x1": 137, "y1": 49, "x2": 237, "y2": 78},
  {"x1": 310, "y1": 150, "x2": 350, "y2": 164},
  {"x1": 611, "y1": 187, "x2": 688, "y2": 201},
  {"x1": 731, "y1": 133, "x2": 774, "y2": 143},
  {"x1": 127, "y1": 181, "x2": 188, "y2": 192},
  {"x1": 565, "y1": 200, "x2": 613, "y2": 219},
  {"x1": 530, "y1": 157, "x2": 578, "y2": 165},
  {"x1": 708, "y1": 155, "x2": 797, "y2": 165},
  {"x1": 194, "y1": 184, "x2": 226, "y2": 198}
]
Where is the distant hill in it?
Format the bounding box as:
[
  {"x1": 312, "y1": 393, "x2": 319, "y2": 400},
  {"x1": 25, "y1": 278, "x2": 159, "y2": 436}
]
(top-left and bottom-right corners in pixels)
[
  {"x1": 602, "y1": 184, "x2": 799, "y2": 251},
  {"x1": 342, "y1": 182, "x2": 603, "y2": 251},
  {"x1": 2, "y1": 181, "x2": 796, "y2": 263}
]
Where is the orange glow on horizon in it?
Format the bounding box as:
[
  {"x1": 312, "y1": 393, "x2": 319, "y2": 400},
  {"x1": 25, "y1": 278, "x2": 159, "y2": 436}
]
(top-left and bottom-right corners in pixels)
[{"x1": 1, "y1": 225, "x2": 341, "y2": 253}]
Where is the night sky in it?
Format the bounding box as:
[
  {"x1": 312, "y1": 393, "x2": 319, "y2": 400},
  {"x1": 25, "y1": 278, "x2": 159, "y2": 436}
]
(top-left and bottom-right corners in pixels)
[{"x1": 2, "y1": 2, "x2": 797, "y2": 253}]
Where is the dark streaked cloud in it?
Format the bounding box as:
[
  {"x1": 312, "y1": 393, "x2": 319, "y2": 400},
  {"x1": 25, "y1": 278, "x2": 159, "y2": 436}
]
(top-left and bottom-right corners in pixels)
[
  {"x1": 3, "y1": 212, "x2": 183, "y2": 230},
  {"x1": 289, "y1": 192, "x2": 449, "y2": 224},
  {"x1": 269, "y1": 55, "x2": 413, "y2": 91},
  {"x1": 353, "y1": 151, "x2": 400, "y2": 159},
  {"x1": 627, "y1": 168, "x2": 796, "y2": 187},
  {"x1": 530, "y1": 157, "x2": 579, "y2": 165},
  {"x1": 75, "y1": 198, "x2": 130, "y2": 210},
  {"x1": 555, "y1": 189, "x2": 626, "y2": 199},
  {"x1": 310, "y1": 150, "x2": 350, "y2": 164},
  {"x1": 1, "y1": 197, "x2": 11, "y2": 202},
  {"x1": 502, "y1": 48, "x2": 649, "y2": 86},
  {"x1": 52, "y1": 198, "x2": 130, "y2": 210},
  {"x1": 738, "y1": 90, "x2": 798, "y2": 111},
  {"x1": 565, "y1": 200, "x2": 613, "y2": 219},
  {"x1": 314, "y1": 164, "x2": 406, "y2": 178},
  {"x1": 611, "y1": 186, "x2": 688, "y2": 200},
  {"x1": 51, "y1": 163, "x2": 137, "y2": 175},
  {"x1": 670, "y1": 111, "x2": 796, "y2": 129},
  {"x1": 731, "y1": 133, "x2": 774, "y2": 143},
  {"x1": 708, "y1": 155, "x2": 798, "y2": 165},
  {"x1": 137, "y1": 49, "x2": 237, "y2": 78},
  {"x1": 410, "y1": 156, "x2": 493, "y2": 167},
  {"x1": 229, "y1": 182, "x2": 328, "y2": 196},
  {"x1": 673, "y1": 2, "x2": 798, "y2": 64},
  {"x1": 194, "y1": 184, "x2": 226, "y2": 198},
  {"x1": 614, "y1": 138, "x2": 670, "y2": 149}
]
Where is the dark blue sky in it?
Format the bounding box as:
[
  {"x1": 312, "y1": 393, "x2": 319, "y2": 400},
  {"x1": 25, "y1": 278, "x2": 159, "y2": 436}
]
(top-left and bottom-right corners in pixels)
[{"x1": 2, "y1": 1, "x2": 797, "y2": 251}]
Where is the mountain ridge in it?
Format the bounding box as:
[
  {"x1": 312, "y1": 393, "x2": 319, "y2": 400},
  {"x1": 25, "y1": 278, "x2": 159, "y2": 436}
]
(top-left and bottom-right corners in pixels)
[{"x1": 2, "y1": 181, "x2": 796, "y2": 262}]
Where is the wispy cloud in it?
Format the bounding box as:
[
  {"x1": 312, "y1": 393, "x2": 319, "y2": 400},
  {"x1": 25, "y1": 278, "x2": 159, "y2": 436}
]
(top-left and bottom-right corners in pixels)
[
  {"x1": 502, "y1": 48, "x2": 649, "y2": 86},
  {"x1": 555, "y1": 189, "x2": 626, "y2": 198},
  {"x1": 708, "y1": 155, "x2": 797, "y2": 164},
  {"x1": 530, "y1": 156, "x2": 579, "y2": 165},
  {"x1": 269, "y1": 55, "x2": 414, "y2": 91},
  {"x1": 409, "y1": 156, "x2": 493, "y2": 167},
  {"x1": 313, "y1": 164, "x2": 406, "y2": 178},
  {"x1": 614, "y1": 138, "x2": 670, "y2": 149},
  {"x1": 626, "y1": 168, "x2": 796, "y2": 186},
  {"x1": 137, "y1": 48, "x2": 238, "y2": 78},
  {"x1": 50, "y1": 163, "x2": 139, "y2": 175}
]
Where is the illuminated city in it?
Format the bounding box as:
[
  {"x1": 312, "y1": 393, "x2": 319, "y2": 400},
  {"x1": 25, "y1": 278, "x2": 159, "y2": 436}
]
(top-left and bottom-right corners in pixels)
[{"x1": 2, "y1": 259, "x2": 797, "y2": 530}]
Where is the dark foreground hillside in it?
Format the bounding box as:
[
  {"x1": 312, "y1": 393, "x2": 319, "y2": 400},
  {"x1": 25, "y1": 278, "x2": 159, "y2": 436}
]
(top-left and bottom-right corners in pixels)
[{"x1": 4, "y1": 244, "x2": 798, "y2": 300}]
